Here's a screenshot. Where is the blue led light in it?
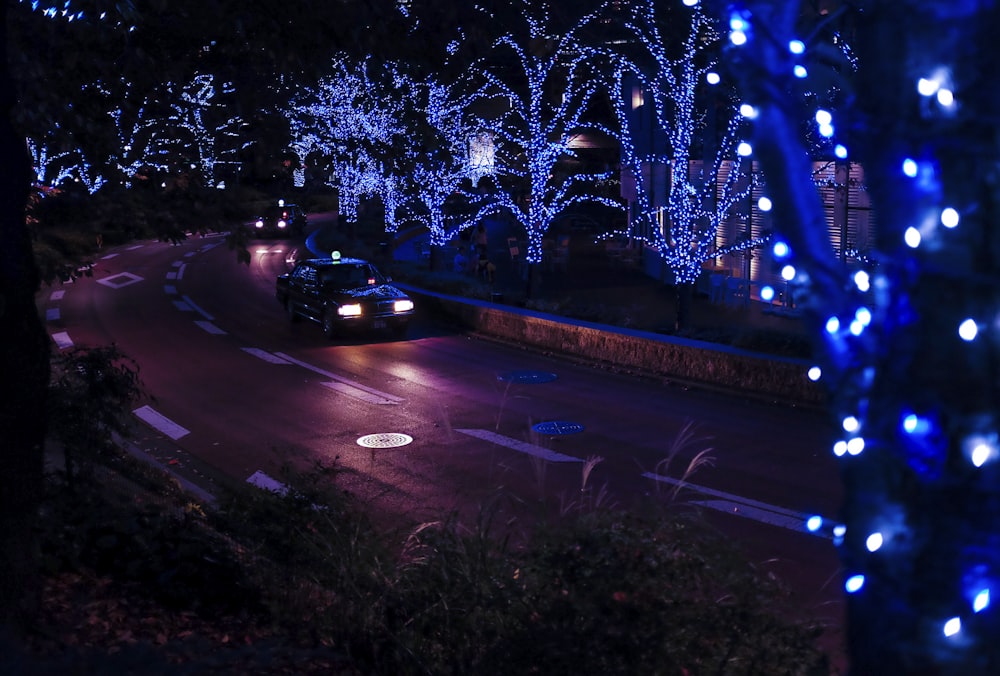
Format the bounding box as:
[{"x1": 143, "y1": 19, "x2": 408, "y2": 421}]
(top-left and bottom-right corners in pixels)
[
  {"x1": 902, "y1": 158, "x2": 918, "y2": 177},
  {"x1": 760, "y1": 285, "x2": 774, "y2": 301},
  {"x1": 826, "y1": 316, "x2": 841, "y2": 334},
  {"x1": 789, "y1": 39, "x2": 805, "y2": 55},
  {"x1": 806, "y1": 515, "x2": 823, "y2": 531},
  {"x1": 974, "y1": 589, "x2": 990, "y2": 612},
  {"x1": 772, "y1": 240, "x2": 790, "y2": 258},
  {"x1": 845, "y1": 575, "x2": 865, "y2": 593},
  {"x1": 959, "y1": 318, "x2": 978, "y2": 341}
]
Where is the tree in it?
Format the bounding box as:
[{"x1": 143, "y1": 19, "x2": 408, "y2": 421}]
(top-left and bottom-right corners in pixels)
[
  {"x1": 614, "y1": 0, "x2": 767, "y2": 330},
  {"x1": 288, "y1": 55, "x2": 404, "y2": 233},
  {"x1": 716, "y1": 0, "x2": 1000, "y2": 671},
  {"x1": 394, "y1": 73, "x2": 496, "y2": 269},
  {"x1": 476, "y1": 0, "x2": 623, "y2": 296}
]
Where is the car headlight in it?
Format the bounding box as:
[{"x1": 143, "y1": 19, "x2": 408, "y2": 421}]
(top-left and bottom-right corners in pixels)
[
  {"x1": 394, "y1": 299, "x2": 414, "y2": 313},
  {"x1": 338, "y1": 304, "x2": 362, "y2": 317},
  {"x1": 255, "y1": 219, "x2": 264, "y2": 228},
  {"x1": 277, "y1": 219, "x2": 287, "y2": 229}
]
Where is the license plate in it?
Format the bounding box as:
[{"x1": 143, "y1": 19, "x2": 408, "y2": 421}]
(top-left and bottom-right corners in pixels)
[{"x1": 373, "y1": 320, "x2": 387, "y2": 329}]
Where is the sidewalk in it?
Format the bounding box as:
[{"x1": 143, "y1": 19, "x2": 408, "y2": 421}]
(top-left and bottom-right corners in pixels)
[{"x1": 392, "y1": 220, "x2": 809, "y2": 348}]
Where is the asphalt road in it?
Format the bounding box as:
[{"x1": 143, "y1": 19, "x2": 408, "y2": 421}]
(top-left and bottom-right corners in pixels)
[{"x1": 40, "y1": 225, "x2": 847, "y2": 663}]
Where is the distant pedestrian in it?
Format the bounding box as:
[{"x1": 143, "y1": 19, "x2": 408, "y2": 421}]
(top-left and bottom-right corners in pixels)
[{"x1": 474, "y1": 223, "x2": 488, "y2": 258}]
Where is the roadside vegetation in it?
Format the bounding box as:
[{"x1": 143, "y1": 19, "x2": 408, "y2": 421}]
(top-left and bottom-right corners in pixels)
[{"x1": 9, "y1": 345, "x2": 835, "y2": 674}]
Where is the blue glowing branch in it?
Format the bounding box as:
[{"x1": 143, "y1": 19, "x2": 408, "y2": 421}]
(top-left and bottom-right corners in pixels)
[
  {"x1": 288, "y1": 55, "x2": 407, "y2": 226},
  {"x1": 478, "y1": 0, "x2": 624, "y2": 266},
  {"x1": 719, "y1": 0, "x2": 1000, "y2": 670},
  {"x1": 27, "y1": 139, "x2": 78, "y2": 188},
  {"x1": 615, "y1": 0, "x2": 759, "y2": 285},
  {"x1": 165, "y1": 74, "x2": 243, "y2": 187}
]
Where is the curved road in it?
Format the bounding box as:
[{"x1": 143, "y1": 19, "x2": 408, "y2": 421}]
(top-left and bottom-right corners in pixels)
[{"x1": 39, "y1": 225, "x2": 846, "y2": 658}]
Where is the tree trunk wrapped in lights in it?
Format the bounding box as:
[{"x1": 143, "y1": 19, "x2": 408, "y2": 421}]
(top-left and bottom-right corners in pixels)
[
  {"x1": 476, "y1": 0, "x2": 623, "y2": 297},
  {"x1": 718, "y1": 0, "x2": 1000, "y2": 670},
  {"x1": 615, "y1": 0, "x2": 767, "y2": 330}
]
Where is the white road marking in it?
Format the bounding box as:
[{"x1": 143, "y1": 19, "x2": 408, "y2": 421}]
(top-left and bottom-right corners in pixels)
[
  {"x1": 173, "y1": 300, "x2": 193, "y2": 312},
  {"x1": 50, "y1": 290, "x2": 65, "y2": 301},
  {"x1": 641, "y1": 472, "x2": 827, "y2": 536},
  {"x1": 133, "y1": 405, "x2": 190, "y2": 440},
  {"x1": 51, "y1": 331, "x2": 73, "y2": 349},
  {"x1": 320, "y1": 381, "x2": 400, "y2": 405},
  {"x1": 456, "y1": 428, "x2": 582, "y2": 463},
  {"x1": 164, "y1": 285, "x2": 177, "y2": 295},
  {"x1": 45, "y1": 308, "x2": 60, "y2": 321},
  {"x1": 97, "y1": 272, "x2": 143, "y2": 288},
  {"x1": 246, "y1": 470, "x2": 288, "y2": 495},
  {"x1": 273, "y1": 352, "x2": 404, "y2": 404},
  {"x1": 194, "y1": 320, "x2": 227, "y2": 335},
  {"x1": 242, "y1": 348, "x2": 293, "y2": 364},
  {"x1": 99, "y1": 252, "x2": 121, "y2": 260},
  {"x1": 181, "y1": 295, "x2": 213, "y2": 320}
]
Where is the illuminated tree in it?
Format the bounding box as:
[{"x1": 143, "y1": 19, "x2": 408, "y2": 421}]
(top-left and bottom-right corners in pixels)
[
  {"x1": 27, "y1": 138, "x2": 78, "y2": 188},
  {"x1": 165, "y1": 73, "x2": 245, "y2": 188},
  {"x1": 395, "y1": 74, "x2": 495, "y2": 267},
  {"x1": 477, "y1": 0, "x2": 622, "y2": 293},
  {"x1": 614, "y1": 0, "x2": 766, "y2": 329},
  {"x1": 288, "y1": 56, "x2": 403, "y2": 229},
  {"x1": 718, "y1": 0, "x2": 1000, "y2": 671}
]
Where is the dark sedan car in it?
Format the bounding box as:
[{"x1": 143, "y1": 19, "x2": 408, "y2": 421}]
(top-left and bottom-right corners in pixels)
[
  {"x1": 276, "y1": 253, "x2": 414, "y2": 338},
  {"x1": 251, "y1": 201, "x2": 307, "y2": 237}
]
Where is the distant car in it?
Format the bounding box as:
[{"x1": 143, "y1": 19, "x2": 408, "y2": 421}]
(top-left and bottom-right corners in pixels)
[
  {"x1": 275, "y1": 252, "x2": 414, "y2": 338},
  {"x1": 251, "y1": 201, "x2": 307, "y2": 237}
]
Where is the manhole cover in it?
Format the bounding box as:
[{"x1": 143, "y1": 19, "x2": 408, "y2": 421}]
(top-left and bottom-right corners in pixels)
[
  {"x1": 498, "y1": 370, "x2": 558, "y2": 384},
  {"x1": 532, "y1": 421, "x2": 585, "y2": 435},
  {"x1": 357, "y1": 433, "x2": 413, "y2": 449}
]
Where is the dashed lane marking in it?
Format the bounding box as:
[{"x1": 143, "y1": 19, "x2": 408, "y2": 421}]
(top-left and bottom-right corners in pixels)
[
  {"x1": 51, "y1": 331, "x2": 73, "y2": 350},
  {"x1": 273, "y1": 352, "x2": 404, "y2": 404},
  {"x1": 641, "y1": 472, "x2": 828, "y2": 537},
  {"x1": 456, "y1": 428, "x2": 582, "y2": 463},
  {"x1": 320, "y1": 381, "x2": 401, "y2": 405},
  {"x1": 181, "y1": 295, "x2": 213, "y2": 320},
  {"x1": 241, "y1": 348, "x2": 293, "y2": 364},
  {"x1": 194, "y1": 320, "x2": 227, "y2": 335},
  {"x1": 133, "y1": 405, "x2": 190, "y2": 440}
]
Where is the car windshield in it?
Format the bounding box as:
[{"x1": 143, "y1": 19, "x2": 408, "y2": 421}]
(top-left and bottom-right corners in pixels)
[{"x1": 319, "y1": 265, "x2": 372, "y2": 288}]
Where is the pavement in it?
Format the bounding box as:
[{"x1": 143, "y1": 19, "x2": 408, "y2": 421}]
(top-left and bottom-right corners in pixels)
[{"x1": 391, "y1": 217, "x2": 809, "y2": 345}]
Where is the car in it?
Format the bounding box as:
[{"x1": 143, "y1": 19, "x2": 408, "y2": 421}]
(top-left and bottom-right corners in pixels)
[
  {"x1": 276, "y1": 252, "x2": 414, "y2": 338},
  {"x1": 251, "y1": 200, "x2": 308, "y2": 237}
]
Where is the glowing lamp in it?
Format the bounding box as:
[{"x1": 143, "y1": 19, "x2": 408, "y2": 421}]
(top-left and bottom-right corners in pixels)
[
  {"x1": 958, "y1": 318, "x2": 978, "y2": 341},
  {"x1": 845, "y1": 575, "x2": 865, "y2": 593}
]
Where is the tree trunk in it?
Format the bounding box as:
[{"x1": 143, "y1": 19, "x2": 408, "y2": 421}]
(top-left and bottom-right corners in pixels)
[
  {"x1": 674, "y1": 282, "x2": 693, "y2": 332},
  {"x1": 0, "y1": 0, "x2": 48, "y2": 632},
  {"x1": 733, "y1": 1, "x2": 1000, "y2": 671}
]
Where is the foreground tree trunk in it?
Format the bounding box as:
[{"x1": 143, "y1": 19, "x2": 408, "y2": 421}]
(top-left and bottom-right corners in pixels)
[
  {"x1": 0, "y1": 0, "x2": 49, "y2": 631},
  {"x1": 727, "y1": 1, "x2": 1000, "y2": 671}
]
